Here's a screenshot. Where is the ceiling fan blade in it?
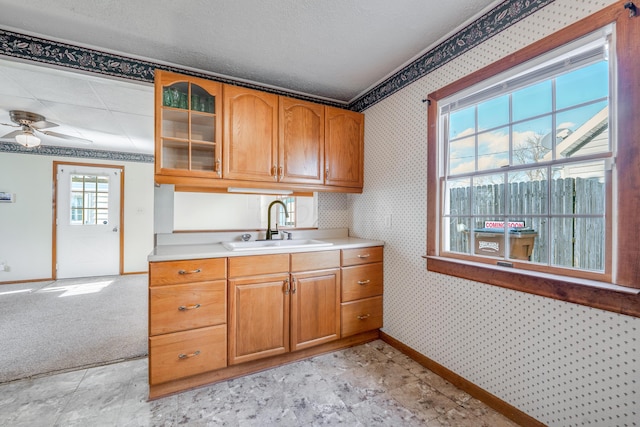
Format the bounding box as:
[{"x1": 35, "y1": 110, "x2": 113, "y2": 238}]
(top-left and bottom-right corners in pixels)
[
  {"x1": 1, "y1": 130, "x2": 22, "y2": 139},
  {"x1": 0, "y1": 122, "x2": 19, "y2": 127},
  {"x1": 30, "y1": 120, "x2": 59, "y2": 130},
  {"x1": 41, "y1": 130, "x2": 92, "y2": 144}
]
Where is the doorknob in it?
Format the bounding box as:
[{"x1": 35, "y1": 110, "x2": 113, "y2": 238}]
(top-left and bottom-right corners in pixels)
[{"x1": 112, "y1": 226, "x2": 118, "y2": 232}]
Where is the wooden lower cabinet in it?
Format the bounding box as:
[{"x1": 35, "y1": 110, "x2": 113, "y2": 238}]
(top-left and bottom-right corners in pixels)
[
  {"x1": 149, "y1": 280, "x2": 226, "y2": 335},
  {"x1": 148, "y1": 258, "x2": 228, "y2": 392},
  {"x1": 341, "y1": 296, "x2": 383, "y2": 337},
  {"x1": 149, "y1": 324, "x2": 227, "y2": 385},
  {"x1": 228, "y1": 273, "x2": 291, "y2": 365},
  {"x1": 148, "y1": 246, "x2": 383, "y2": 399},
  {"x1": 291, "y1": 268, "x2": 341, "y2": 351},
  {"x1": 228, "y1": 251, "x2": 342, "y2": 363},
  {"x1": 340, "y1": 246, "x2": 384, "y2": 337}
]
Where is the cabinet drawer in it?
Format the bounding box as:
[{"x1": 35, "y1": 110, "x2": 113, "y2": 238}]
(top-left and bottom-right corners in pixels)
[
  {"x1": 150, "y1": 258, "x2": 226, "y2": 286},
  {"x1": 341, "y1": 263, "x2": 383, "y2": 302},
  {"x1": 149, "y1": 325, "x2": 227, "y2": 385},
  {"x1": 341, "y1": 246, "x2": 383, "y2": 266},
  {"x1": 290, "y1": 250, "x2": 340, "y2": 272},
  {"x1": 149, "y1": 280, "x2": 226, "y2": 335},
  {"x1": 341, "y1": 296, "x2": 383, "y2": 337},
  {"x1": 228, "y1": 253, "x2": 289, "y2": 277}
]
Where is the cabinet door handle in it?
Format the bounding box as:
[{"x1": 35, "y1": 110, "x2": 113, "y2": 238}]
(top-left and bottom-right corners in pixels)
[
  {"x1": 272, "y1": 165, "x2": 278, "y2": 181},
  {"x1": 178, "y1": 269, "x2": 201, "y2": 275},
  {"x1": 325, "y1": 168, "x2": 330, "y2": 179},
  {"x1": 357, "y1": 314, "x2": 371, "y2": 320},
  {"x1": 215, "y1": 158, "x2": 221, "y2": 177},
  {"x1": 178, "y1": 304, "x2": 201, "y2": 311},
  {"x1": 284, "y1": 278, "x2": 290, "y2": 295},
  {"x1": 357, "y1": 254, "x2": 370, "y2": 259},
  {"x1": 178, "y1": 350, "x2": 201, "y2": 359},
  {"x1": 357, "y1": 279, "x2": 370, "y2": 285},
  {"x1": 278, "y1": 166, "x2": 284, "y2": 181},
  {"x1": 291, "y1": 277, "x2": 297, "y2": 294}
]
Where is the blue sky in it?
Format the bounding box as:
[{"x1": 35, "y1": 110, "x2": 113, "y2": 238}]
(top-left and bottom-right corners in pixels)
[{"x1": 447, "y1": 61, "x2": 609, "y2": 176}]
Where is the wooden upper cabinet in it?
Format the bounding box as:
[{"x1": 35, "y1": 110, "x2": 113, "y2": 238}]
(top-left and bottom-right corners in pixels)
[
  {"x1": 223, "y1": 85, "x2": 279, "y2": 181},
  {"x1": 279, "y1": 97, "x2": 324, "y2": 185},
  {"x1": 154, "y1": 70, "x2": 223, "y2": 178},
  {"x1": 153, "y1": 71, "x2": 364, "y2": 192},
  {"x1": 325, "y1": 106, "x2": 364, "y2": 189}
]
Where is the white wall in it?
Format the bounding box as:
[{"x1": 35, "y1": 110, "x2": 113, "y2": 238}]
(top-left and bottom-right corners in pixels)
[
  {"x1": 0, "y1": 152, "x2": 154, "y2": 281},
  {"x1": 352, "y1": 0, "x2": 639, "y2": 426}
]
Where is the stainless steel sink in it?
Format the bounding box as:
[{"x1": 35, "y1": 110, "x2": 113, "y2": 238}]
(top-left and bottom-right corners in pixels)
[{"x1": 222, "y1": 239, "x2": 333, "y2": 251}]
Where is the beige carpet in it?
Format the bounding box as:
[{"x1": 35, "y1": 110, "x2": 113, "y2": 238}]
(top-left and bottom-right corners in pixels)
[{"x1": 0, "y1": 275, "x2": 147, "y2": 383}]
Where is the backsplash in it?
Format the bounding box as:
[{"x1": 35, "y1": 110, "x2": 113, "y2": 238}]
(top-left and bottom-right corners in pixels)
[{"x1": 317, "y1": 193, "x2": 350, "y2": 229}]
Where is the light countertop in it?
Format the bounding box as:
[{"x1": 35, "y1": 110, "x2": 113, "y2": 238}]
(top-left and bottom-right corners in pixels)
[{"x1": 148, "y1": 229, "x2": 384, "y2": 262}]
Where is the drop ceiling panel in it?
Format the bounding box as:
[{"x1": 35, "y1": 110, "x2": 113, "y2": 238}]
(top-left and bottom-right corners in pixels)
[{"x1": 90, "y1": 81, "x2": 154, "y2": 116}]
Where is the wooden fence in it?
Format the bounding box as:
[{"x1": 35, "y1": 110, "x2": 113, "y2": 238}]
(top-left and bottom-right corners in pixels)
[{"x1": 448, "y1": 177, "x2": 605, "y2": 270}]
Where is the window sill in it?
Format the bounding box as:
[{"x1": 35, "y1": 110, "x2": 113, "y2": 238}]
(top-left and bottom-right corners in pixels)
[{"x1": 424, "y1": 256, "x2": 640, "y2": 318}]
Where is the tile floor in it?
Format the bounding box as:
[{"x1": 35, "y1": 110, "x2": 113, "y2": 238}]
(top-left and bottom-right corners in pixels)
[{"x1": 0, "y1": 340, "x2": 521, "y2": 426}]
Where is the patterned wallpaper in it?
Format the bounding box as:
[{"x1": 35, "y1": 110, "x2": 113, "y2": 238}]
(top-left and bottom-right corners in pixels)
[{"x1": 351, "y1": 0, "x2": 639, "y2": 426}]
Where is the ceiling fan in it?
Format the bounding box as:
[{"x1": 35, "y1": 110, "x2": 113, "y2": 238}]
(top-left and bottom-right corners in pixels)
[{"x1": 1, "y1": 110, "x2": 91, "y2": 148}]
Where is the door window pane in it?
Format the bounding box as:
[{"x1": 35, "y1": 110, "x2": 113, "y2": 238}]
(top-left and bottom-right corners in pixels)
[{"x1": 70, "y1": 174, "x2": 109, "y2": 225}]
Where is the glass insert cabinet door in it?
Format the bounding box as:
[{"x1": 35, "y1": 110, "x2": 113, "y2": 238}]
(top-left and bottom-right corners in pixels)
[{"x1": 155, "y1": 70, "x2": 222, "y2": 178}]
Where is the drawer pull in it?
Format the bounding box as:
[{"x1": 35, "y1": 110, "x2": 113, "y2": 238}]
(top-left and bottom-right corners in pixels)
[
  {"x1": 178, "y1": 269, "x2": 201, "y2": 275},
  {"x1": 357, "y1": 279, "x2": 371, "y2": 285},
  {"x1": 357, "y1": 314, "x2": 371, "y2": 320},
  {"x1": 178, "y1": 304, "x2": 201, "y2": 311},
  {"x1": 178, "y1": 350, "x2": 201, "y2": 359},
  {"x1": 284, "y1": 278, "x2": 290, "y2": 295},
  {"x1": 357, "y1": 254, "x2": 370, "y2": 259}
]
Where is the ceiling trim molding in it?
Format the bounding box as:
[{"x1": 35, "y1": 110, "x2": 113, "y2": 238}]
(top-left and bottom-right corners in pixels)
[
  {"x1": 348, "y1": 0, "x2": 557, "y2": 112},
  {"x1": 0, "y1": 142, "x2": 154, "y2": 163},
  {"x1": 0, "y1": 28, "x2": 344, "y2": 108}
]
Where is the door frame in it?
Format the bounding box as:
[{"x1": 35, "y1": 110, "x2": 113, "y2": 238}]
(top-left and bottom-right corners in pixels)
[{"x1": 52, "y1": 161, "x2": 125, "y2": 279}]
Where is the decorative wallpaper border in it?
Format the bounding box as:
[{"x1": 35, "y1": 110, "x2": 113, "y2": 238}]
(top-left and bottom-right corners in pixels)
[
  {"x1": 0, "y1": 28, "x2": 344, "y2": 108},
  {"x1": 0, "y1": 142, "x2": 154, "y2": 163},
  {"x1": 348, "y1": 0, "x2": 557, "y2": 112}
]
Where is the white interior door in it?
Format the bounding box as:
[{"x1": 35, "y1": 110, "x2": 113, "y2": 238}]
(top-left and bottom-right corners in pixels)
[{"x1": 56, "y1": 164, "x2": 121, "y2": 279}]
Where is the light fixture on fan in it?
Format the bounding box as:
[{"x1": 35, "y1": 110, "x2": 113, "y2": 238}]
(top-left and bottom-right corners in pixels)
[
  {"x1": 14, "y1": 126, "x2": 41, "y2": 148},
  {"x1": 1, "y1": 110, "x2": 92, "y2": 148}
]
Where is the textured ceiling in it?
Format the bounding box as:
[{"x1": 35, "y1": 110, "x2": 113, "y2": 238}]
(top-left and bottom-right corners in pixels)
[{"x1": 0, "y1": 0, "x2": 500, "y2": 154}]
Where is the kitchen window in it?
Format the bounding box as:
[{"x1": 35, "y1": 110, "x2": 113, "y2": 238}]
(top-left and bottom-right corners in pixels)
[
  {"x1": 440, "y1": 26, "x2": 612, "y2": 280},
  {"x1": 426, "y1": 3, "x2": 640, "y2": 317}
]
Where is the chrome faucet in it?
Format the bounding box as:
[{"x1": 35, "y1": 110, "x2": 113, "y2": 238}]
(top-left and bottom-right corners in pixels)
[{"x1": 266, "y1": 200, "x2": 289, "y2": 240}]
